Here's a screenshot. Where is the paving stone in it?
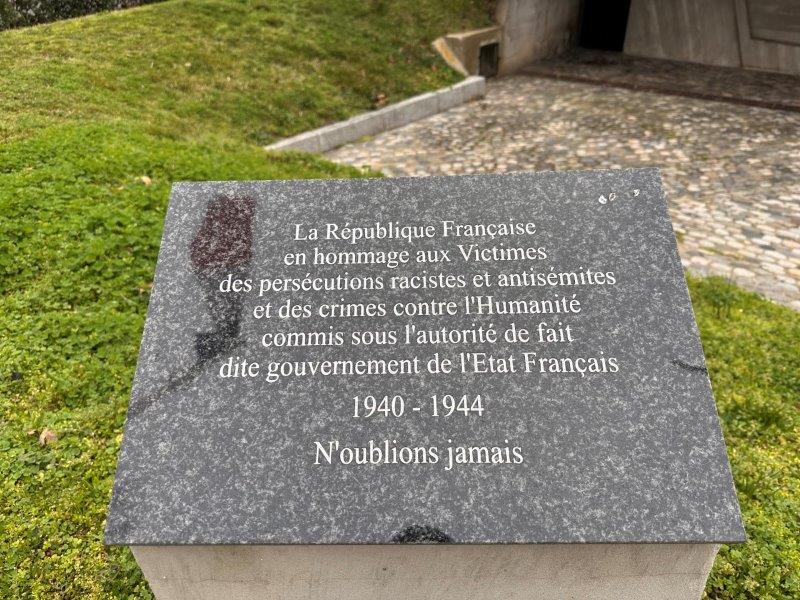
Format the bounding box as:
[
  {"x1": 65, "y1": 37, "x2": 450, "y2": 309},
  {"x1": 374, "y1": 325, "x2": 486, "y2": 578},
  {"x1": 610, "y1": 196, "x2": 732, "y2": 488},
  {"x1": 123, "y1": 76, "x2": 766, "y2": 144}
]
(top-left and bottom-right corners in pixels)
[{"x1": 328, "y1": 75, "x2": 800, "y2": 309}]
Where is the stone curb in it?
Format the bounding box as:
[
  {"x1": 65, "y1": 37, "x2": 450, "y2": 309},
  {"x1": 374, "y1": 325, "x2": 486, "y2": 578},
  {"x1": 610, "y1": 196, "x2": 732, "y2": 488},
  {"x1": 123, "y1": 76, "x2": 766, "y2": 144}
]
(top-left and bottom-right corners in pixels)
[{"x1": 265, "y1": 76, "x2": 486, "y2": 154}]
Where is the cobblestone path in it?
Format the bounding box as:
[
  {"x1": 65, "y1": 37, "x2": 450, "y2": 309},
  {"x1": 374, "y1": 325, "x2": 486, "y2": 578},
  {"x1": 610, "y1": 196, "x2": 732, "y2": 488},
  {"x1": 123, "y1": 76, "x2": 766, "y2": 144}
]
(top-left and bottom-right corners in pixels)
[{"x1": 327, "y1": 76, "x2": 800, "y2": 310}]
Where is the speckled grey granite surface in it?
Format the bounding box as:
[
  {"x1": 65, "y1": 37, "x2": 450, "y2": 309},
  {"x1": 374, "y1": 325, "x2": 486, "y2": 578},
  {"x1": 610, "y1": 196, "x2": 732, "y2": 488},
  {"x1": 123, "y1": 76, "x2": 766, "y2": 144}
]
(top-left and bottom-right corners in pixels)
[{"x1": 105, "y1": 169, "x2": 745, "y2": 545}]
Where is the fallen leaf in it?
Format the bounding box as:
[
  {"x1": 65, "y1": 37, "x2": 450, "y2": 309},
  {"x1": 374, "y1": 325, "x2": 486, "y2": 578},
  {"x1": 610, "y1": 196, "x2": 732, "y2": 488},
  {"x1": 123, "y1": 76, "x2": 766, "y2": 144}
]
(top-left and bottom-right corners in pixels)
[
  {"x1": 140, "y1": 175, "x2": 152, "y2": 185},
  {"x1": 372, "y1": 92, "x2": 388, "y2": 108},
  {"x1": 26, "y1": 429, "x2": 36, "y2": 436},
  {"x1": 38, "y1": 428, "x2": 57, "y2": 446}
]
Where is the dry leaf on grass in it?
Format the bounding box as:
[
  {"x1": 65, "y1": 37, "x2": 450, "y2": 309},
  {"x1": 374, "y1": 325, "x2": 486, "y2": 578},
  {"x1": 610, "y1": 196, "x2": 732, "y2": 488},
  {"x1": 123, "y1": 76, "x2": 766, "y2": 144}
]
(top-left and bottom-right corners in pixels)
[
  {"x1": 38, "y1": 428, "x2": 58, "y2": 446},
  {"x1": 372, "y1": 92, "x2": 388, "y2": 108}
]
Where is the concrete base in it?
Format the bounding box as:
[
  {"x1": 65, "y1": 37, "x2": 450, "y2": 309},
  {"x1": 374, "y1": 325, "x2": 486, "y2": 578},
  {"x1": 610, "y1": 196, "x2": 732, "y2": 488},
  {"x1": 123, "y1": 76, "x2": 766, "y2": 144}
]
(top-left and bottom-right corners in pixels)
[
  {"x1": 433, "y1": 26, "x2": 503, "y2": 76},
  {"x1": 133, "y1": 543, "x2": 719, "y2": 600}
]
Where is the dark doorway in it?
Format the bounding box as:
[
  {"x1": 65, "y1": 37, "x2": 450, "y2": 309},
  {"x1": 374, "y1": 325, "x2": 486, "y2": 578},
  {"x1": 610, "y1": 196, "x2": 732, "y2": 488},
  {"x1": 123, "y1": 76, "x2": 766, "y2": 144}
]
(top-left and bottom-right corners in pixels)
[
  {"x1": 479, "y1": 42, "x2": 499, "y2": 78},
  {"x1": 579, "y1": 0, "x2": 632, "y2": 52}
]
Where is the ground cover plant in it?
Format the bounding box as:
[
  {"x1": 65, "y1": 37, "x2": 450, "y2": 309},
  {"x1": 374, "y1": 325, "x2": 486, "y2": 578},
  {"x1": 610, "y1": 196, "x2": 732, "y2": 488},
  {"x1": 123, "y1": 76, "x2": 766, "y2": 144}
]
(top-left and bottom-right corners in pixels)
[
  {"x1": 0, "y1": 124, "x2": 358, "y2": 598},
  {"x1": 0, "y1": 1, "x2": 798, "y2": 598},
  {"x1": 694, "y1": 277, "x2": 800, "y2": 599}
]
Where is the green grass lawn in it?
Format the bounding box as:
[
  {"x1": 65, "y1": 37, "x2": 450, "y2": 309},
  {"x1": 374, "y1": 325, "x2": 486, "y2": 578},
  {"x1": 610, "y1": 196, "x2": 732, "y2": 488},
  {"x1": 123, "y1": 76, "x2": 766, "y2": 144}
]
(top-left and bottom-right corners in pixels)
[
  {"x1": 0, "y1": 1, "x2": 798, "y2": 599},
  {"x1": 0, "y1": 0, "x2": 489, "y2": 145}
]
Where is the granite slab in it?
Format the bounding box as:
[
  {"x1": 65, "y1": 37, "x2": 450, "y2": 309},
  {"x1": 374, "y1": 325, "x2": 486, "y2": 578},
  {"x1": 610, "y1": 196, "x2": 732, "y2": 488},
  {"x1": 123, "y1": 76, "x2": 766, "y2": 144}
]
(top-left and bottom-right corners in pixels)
[{"x1": 105, "y1": 168, "x2": 745, "y2": 545}]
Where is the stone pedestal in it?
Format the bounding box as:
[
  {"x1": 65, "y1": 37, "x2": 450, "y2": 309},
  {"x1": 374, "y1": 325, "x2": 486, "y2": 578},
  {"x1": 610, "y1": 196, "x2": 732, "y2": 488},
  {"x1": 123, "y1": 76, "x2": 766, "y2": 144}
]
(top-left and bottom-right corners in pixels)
[
  {"x1": 107, "y1": 172, "x2": 744, "y2": 600},
  {"x1": 133, "y1": 543, "x2": 719, "y2": 600}
]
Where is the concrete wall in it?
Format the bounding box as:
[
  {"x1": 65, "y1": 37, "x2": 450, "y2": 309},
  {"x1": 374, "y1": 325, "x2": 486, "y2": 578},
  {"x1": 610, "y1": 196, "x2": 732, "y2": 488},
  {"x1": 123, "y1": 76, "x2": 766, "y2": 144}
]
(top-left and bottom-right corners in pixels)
[
  {"x1": 495, "y1": 0, "x2": 581, "y2": 74},
  {"x1": 133, "y1": 543, "x2": 720, "y2": 600},
  {"x1": 734, "y1": 0, "x2": 800, "y2": 74},
  {"x1": 625, "y1": 0, "x2": 800, "y2": 75},
  {"x1": 624, "y1": 0, "x2": 741, "y2": 67}
]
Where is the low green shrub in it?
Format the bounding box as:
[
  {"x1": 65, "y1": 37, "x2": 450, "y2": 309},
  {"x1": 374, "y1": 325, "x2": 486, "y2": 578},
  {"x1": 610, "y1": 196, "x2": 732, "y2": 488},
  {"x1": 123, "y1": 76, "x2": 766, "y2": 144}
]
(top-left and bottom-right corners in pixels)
[{"x1": 0, "y1": 0, "x2": 162, "y2": 31}]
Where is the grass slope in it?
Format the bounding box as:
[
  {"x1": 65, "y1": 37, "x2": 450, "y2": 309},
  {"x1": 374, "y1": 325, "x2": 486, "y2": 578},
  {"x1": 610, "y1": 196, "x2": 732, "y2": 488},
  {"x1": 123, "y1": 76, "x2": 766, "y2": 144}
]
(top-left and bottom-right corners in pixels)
[{"x1": 0, "y1": 0, "x2": 489, "y2": 145}]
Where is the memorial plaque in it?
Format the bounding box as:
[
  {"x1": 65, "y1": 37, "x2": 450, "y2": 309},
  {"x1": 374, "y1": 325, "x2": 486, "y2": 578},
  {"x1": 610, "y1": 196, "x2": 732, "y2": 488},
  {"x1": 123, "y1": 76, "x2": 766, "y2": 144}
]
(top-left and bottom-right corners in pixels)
[{"x1": 106, "y1": 168, "x2": 744, "y2": 546}]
